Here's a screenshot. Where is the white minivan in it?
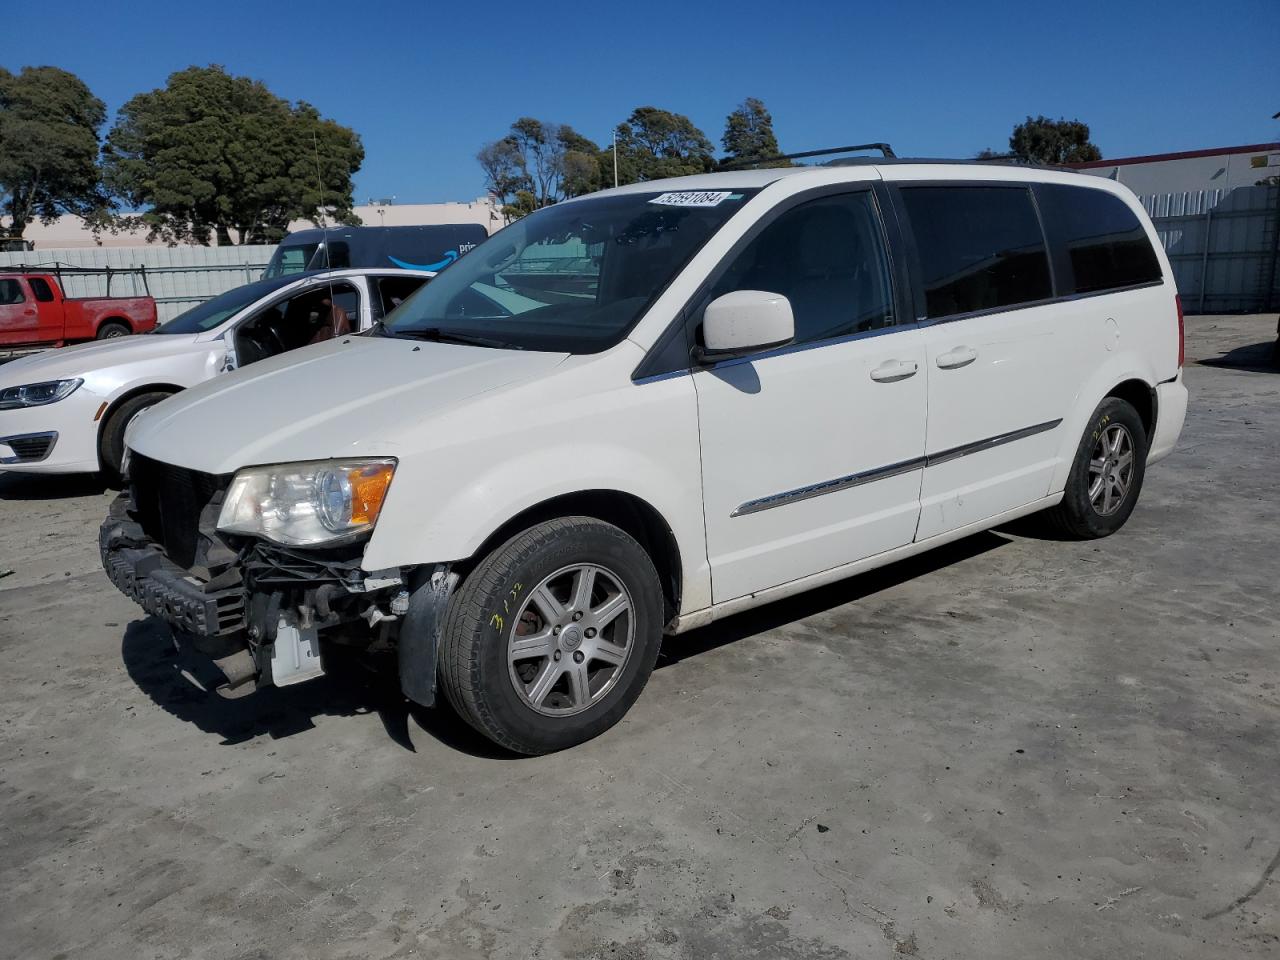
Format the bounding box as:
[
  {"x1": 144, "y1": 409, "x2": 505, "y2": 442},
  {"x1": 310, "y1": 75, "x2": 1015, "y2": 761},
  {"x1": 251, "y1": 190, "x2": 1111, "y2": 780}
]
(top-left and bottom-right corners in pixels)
[{"x1": 101, "y1": 161, "x2": 1187, "y2": 754}]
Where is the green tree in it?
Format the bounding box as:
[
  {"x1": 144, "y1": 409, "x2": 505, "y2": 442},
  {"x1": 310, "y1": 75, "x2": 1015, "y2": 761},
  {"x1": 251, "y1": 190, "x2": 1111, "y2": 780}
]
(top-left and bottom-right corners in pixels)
[
  {"x1": 613, "y1": 107, "x2": 714, "y2": 184},
  {"x1": 721, "y1": 97, "x2": 783, "y2": 166},
  {"x1": 1009, "y1": 116, "x2": 1102, "y2": 165},
  {"x1": 103, "y1": 65, "x2": 363, "y2": 245},
  {"x1": 0, "y1": 66, "x2": 107, "y2": 239},
  {"x1": 476, "y1": 120, "x2": 600, "y2": 219}
]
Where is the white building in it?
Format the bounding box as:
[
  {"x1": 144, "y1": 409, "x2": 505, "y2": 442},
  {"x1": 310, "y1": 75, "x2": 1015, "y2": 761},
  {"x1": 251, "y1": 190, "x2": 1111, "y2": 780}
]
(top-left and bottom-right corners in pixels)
[{"x1": 4, "y1": 197, "x2": 503, "y2": 249}]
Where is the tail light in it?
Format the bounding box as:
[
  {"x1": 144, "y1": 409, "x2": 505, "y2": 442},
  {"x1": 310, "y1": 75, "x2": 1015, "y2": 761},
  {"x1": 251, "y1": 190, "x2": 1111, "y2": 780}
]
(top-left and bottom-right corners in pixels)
[{"x1": 1175, "y1": 294, "x2": 1185, "y2": 368}]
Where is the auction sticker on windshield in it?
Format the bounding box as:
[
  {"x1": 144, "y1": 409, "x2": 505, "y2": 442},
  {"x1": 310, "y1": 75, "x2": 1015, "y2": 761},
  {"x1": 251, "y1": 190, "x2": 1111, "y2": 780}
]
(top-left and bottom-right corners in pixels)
[{"x1": 649, "y1": 191, "x2": 734, "y2": 207}]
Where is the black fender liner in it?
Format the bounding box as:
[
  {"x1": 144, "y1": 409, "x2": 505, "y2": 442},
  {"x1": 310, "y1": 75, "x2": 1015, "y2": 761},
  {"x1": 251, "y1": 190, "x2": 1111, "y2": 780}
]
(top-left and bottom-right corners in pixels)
[{"x1": 398, "y1": 564, "x2": 458, "y2": 707}]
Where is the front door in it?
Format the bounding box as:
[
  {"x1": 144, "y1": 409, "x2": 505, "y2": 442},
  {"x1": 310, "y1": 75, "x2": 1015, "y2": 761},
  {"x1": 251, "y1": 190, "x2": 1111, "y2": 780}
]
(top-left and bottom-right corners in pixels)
[
  {"x1": 694, "y1": 190, "x2": 928, "y2": 603},
  {"x1": 0, "y1": 278, "x2": 37, "y2": 345}
]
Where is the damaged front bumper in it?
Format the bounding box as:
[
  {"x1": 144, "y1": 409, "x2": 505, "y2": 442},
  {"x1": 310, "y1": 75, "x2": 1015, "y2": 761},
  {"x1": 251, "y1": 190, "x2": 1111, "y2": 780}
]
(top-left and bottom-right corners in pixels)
[{"x1": 99, "y1": 489, "x2": 454, "y2": 704}]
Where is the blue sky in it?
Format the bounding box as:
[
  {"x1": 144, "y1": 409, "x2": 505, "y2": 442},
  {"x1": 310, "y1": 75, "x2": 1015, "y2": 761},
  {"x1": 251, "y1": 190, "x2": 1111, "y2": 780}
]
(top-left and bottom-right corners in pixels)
[{"x1": 9, "y1": 0, "x2": 1279, "y2": 204}]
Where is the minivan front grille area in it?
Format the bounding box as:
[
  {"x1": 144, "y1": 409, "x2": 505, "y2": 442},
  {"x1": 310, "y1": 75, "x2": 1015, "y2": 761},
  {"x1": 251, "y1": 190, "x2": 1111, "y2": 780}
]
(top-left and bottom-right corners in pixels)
[{"x1": 129, "y1": 454, "x2": 229, "y2": 569}]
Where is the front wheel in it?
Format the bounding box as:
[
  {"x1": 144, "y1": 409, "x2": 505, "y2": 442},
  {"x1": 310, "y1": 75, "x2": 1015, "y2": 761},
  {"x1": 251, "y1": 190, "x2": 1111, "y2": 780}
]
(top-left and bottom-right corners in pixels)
[
  {"x1": 98, "y1": 391, "x2": 172, "y2": 483},
  {"x1": 437, "y1": 517, "x2": 664, "y2": 755},
  {"x1": 1044, "y1": 397, "x2": 1148, "y2": 538}
]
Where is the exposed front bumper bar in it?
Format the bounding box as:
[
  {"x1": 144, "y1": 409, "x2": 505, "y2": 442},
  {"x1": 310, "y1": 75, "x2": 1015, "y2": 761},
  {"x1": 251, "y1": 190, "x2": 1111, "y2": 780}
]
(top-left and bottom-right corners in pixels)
[
  {"x1": 99, "y1": 494, "x2": 247, "y2": 642},
  {"x1": 100, "y1": 490, "x2": 455, "y2": 706}
]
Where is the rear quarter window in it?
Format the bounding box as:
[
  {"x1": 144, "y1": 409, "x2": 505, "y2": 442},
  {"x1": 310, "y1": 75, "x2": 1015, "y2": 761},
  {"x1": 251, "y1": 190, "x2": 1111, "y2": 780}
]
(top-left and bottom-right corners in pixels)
[
  {"x1": 899, "y1": 185, "x2": 1052, "y2": 319},
  {"x1": 1035, "y1": 184, "x2": 1163, "y2": 295}
]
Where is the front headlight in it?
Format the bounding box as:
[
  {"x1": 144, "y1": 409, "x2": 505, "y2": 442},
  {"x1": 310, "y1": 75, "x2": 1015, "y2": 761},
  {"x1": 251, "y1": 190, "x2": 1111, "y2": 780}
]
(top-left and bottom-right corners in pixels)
[
  {"x1": 0, "y1": 378, "x2": 83, "y2": 410},
  {"x1": 217, "y1": 458, "x2": 397, "y2": 546}
]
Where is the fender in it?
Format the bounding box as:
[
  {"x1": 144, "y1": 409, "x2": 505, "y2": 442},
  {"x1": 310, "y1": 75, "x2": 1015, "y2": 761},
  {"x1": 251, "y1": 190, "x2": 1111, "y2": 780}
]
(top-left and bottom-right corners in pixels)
[
  {"x1": 1047, "y1": 349, "x2": 1158, "y2": 495},
  {"x1": 360, "y1": 356, "x2": 713, "y2": 615}
]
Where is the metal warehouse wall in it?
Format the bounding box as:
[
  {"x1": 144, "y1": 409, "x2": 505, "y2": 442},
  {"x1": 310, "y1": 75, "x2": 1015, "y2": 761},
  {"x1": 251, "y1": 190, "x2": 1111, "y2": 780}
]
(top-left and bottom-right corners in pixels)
[
  {"x1": 0, "y1": 245, "x2": 276, "y2": 323},
  {"x1": 1143, "y1": 184, "x2": 1280, "y2": 314}
]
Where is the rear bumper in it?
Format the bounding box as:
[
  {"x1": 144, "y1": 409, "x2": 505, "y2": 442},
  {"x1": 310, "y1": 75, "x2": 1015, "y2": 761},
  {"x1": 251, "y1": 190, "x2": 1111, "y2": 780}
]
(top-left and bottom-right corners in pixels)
[{"x1": 1148, "y1": 372, "x2": 1188, "y2": 466}]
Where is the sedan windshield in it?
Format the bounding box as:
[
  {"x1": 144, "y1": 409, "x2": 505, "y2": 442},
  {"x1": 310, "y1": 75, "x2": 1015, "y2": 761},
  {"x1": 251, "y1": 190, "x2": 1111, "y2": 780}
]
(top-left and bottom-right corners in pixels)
[
  {"x1": 385, "y1": 189, "x2": 759, "y2": 352},
  {"x1": 157, "y1": 275, "x2": 299, "y2": 334}
]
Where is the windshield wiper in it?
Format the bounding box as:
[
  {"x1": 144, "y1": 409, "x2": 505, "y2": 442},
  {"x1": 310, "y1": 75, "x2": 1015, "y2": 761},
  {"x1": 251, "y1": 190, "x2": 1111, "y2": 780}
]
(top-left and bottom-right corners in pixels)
[{"x1": 393, "y1": 327, "x2": 516, "y2": 349}]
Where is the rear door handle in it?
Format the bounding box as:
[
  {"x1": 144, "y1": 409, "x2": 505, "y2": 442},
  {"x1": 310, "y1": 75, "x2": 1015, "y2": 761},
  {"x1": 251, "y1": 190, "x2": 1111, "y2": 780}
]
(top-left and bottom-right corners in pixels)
[
  {"x1": 936, "y1": 346, "x2": 978, "y2": 369},
  {"x1": 869, "y1": 359, "x2": 919, "y2": 383}
]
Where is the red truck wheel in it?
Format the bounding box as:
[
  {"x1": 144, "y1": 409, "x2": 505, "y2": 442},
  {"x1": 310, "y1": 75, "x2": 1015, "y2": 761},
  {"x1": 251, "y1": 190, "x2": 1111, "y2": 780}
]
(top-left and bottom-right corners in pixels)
[{"x1": 97, "y1": 321, "x2": 130, "y2": 339}]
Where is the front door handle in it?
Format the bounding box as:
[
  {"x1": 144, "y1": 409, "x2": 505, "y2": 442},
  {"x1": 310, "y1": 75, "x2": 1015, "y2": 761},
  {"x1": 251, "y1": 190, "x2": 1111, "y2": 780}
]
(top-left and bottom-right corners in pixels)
[
  {"x1": 936, "y1": 346, "x2": 978, "y2": 369},
  {"x1": 870, "y1": 359, "x2": 919, "y2": 383}
]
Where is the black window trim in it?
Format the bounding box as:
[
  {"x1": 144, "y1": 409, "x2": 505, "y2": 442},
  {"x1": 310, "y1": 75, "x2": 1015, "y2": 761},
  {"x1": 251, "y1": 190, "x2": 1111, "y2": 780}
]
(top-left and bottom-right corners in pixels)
[
  {"x1": 884, "y1": 179, "x2": 1165, "y2": 327},
  {"x1": 632, "y1": 181, "x2": 912, "y2": 382}
]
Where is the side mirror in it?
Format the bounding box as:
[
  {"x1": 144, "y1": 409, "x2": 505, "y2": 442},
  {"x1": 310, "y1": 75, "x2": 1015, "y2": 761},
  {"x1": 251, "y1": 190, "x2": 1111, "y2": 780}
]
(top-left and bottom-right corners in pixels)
[{"x1": 696, "y1": 290, "x2": 795, "y2": 363}]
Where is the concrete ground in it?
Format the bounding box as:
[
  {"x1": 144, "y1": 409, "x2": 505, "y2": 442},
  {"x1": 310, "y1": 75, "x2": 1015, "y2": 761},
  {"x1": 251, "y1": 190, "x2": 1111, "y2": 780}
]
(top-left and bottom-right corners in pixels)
[{"x1": 1, "y1": 315, "x2": 1277, "y2": 960}]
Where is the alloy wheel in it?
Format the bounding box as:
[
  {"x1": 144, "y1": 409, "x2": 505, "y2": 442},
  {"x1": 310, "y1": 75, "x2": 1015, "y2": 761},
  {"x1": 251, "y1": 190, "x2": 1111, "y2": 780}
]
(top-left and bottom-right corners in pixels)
[
  {"x1": 1088, "y1": 423, "x2": 1135, "y2": 516},
  {"x1": 507, "y1": 563, "x2": 635, "y2": 717}
]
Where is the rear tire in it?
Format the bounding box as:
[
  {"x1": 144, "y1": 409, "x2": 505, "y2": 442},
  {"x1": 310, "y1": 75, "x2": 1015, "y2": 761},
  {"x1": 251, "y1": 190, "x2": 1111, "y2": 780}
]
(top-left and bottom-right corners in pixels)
[
  {"x1": 438, "y1": 517, "x2": 664, "y2": 755},
  {"x1": 99, "y1": 391, "x2": 171, "y2": 482},
  {"x1": 1044, "y1": 397, "x2": 1148, "y2": 539},
  {"x1": 96, "y1": 321, "x2": 130, "y2": 340}
]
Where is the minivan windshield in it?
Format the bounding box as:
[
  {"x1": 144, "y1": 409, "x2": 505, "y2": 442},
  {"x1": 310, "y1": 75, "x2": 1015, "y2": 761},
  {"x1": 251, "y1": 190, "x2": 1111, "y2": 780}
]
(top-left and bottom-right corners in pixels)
[
  {"x1": 384, "y1": 190, "x2": 759, "y2": 352},
  {"x1": 157, "y1": 275, "x2": 299, "y2": 334}
]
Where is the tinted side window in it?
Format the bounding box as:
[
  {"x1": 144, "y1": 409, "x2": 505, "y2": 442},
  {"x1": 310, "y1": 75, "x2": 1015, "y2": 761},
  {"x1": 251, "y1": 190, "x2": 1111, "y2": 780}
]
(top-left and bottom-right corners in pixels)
[
  {"x1": 374, "y1": 275, "x2": 429, "y2": 318},
  {"x1": 1037, "y1": 185, "x2": 1162, "y2": 294},
  {"x1": 900, "y1": 186, "x2": 1052, "y2": 319},
  {"x1": 28, "y1": 278, "x2": 55, "y2": 302},
  {"x1": 710, "y1": 191, "x2": 894, "y2": 346},
  {"x1": 0, "y1": 279, "x2": 26, "y2": 304}
]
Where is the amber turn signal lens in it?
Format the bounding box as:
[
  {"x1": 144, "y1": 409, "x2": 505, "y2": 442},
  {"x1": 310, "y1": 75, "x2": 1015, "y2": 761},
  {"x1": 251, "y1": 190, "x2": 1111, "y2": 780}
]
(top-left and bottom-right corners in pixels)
[{"x1": 349, "y1": 463, "x2": 395, "y2": 526}]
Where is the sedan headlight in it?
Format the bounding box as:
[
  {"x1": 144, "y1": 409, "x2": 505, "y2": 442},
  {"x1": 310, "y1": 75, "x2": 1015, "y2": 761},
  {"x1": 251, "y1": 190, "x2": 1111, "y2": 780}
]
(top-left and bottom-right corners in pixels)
[
  {"x1": 217, "y1": 459, "x2": 397, "y2": 546},
  {"x1": 0, "y1": 378, "x2": 83, "y2": 410}
]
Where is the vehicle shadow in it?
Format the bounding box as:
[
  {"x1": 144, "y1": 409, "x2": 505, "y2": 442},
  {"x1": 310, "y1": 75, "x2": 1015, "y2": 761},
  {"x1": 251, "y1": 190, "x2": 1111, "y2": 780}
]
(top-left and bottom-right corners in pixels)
[
  {"x1": 120, "y1": 617, "x2": 515, "y2": 759},
  {"x1": 657, "y1": 530, "x2": 1010, "y2": 669},
  {"x1": 121, "y1": 531, "x2": 1011, "y2": 758},
  {"x1": 0, "y1": 471, "x2": 111, "y2": 500},
  {"x1": 1197, "y1": 339, "x2": 1280, "y2": 373}
]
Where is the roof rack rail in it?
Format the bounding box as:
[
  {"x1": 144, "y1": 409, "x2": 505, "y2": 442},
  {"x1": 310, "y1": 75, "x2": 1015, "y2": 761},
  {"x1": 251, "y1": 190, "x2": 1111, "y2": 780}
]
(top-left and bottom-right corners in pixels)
[
  {"x1": 717, "y1": 142, "x2": 896, "y2": 171},
  {"x1": 2, "y1": 261, "x2": 153, "y2": 297}
]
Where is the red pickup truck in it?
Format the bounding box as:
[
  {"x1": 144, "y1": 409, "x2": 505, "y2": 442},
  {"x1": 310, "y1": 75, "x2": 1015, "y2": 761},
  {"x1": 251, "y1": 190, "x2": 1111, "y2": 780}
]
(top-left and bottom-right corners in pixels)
[{"x1": 0, "y1": 272, "x2": 158, "y2": 348}]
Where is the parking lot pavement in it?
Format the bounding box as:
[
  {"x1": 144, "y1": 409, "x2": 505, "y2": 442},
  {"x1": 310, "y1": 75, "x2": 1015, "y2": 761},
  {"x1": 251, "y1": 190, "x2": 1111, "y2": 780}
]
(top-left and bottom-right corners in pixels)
[{"x1": 1, "y1": 315, "x2": 1277, "y2": 960}]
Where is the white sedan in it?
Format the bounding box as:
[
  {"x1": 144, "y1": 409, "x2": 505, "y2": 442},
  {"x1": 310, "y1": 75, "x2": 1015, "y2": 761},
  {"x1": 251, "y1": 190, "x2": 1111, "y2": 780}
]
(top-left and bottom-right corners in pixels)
[{"x1": 0, "y1": 268, "x2": 432, "y2": 478}]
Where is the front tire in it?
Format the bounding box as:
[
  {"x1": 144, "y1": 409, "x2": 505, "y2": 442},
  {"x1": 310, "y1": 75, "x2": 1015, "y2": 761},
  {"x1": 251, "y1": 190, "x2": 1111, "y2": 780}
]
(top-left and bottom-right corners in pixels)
[
  {"x1": 1045, "y1": 397, "x2": 1148, "y2": 538},
  {"x1": 438, "y1": 517, "x2": 664, "y2": 755},
  {"x1": 99, "y1": 391, "x2": 171, "y2": 482}
]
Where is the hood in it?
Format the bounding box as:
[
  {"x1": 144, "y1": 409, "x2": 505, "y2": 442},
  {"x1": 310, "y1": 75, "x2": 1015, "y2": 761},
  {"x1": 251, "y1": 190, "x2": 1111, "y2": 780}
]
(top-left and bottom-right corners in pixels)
[
  {"x1": 128, "y1": 335, "x2": 569, "y2": 474},
  {"x1": 0, "y1": 334, "x2": 203, "y2": 387}
]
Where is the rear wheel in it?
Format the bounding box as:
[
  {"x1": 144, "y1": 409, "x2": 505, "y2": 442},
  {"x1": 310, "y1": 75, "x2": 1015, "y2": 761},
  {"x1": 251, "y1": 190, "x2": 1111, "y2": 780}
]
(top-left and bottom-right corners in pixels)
[
  {"x1": 438, "y1": 517, "x2": 664, "y2": 755},
  {"x1": 1044, "y1": 397, "x2": 1148, "y2": 538},
  {"x1": 99, "y1": 391, "x2": 172, "y2": 482},
  {"x1": 96, "y1": 321, "x2": 130, "y2": 340}
]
